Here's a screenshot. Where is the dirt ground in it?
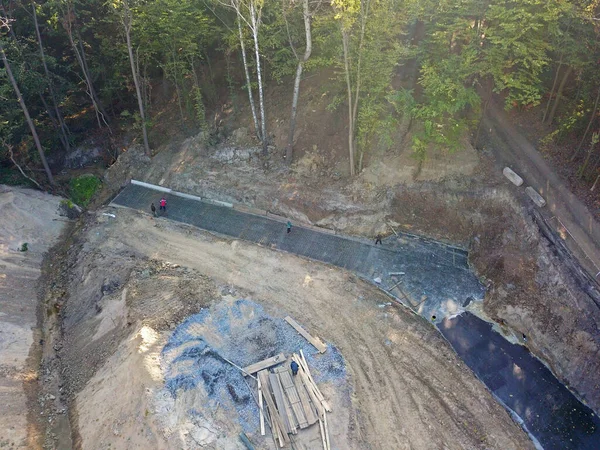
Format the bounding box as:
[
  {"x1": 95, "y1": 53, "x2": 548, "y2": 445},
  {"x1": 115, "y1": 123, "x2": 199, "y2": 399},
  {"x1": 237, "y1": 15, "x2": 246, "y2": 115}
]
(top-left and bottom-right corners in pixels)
[
  {"x1": 47, "y1": 207, "x2": 532, "y2": 449},
  {"x1": 101, "y1": 122, "x2": 600, "y2": 416},
  {"x1": 0, "y1": 186, "x2": 67, "y2": 448}
]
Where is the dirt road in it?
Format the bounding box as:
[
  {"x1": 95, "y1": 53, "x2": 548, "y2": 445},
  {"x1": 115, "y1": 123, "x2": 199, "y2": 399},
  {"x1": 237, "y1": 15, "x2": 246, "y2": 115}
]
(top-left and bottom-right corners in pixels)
[
  {"x1": 484, "y1": 100, "x2": 600, "y2": 280},
  {"x1": 63, "y1": 207, "x2": 534, "y2": 449}
]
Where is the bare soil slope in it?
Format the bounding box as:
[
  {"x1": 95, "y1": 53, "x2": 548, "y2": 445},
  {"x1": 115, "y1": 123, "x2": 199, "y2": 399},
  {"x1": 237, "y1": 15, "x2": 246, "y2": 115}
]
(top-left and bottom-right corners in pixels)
[{"x1": 0, "y1": 186, "x2": 67, "y2": 448}]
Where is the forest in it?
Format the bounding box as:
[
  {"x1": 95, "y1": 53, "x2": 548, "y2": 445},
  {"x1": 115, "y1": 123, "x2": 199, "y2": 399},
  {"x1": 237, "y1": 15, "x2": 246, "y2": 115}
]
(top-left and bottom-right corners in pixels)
[{"x1": 1, "y1": 0, "x2": 600, "y2": 190}]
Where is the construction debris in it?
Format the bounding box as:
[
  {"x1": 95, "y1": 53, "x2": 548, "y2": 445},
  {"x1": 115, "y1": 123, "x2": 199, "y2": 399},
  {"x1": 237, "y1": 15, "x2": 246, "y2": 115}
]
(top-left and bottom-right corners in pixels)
[
  {"x1": 243, "y1": 353, "x2": 287, "y2": 376},
  {"x1": 257, "y1": 354, "x2": 331, "y2": 449},
  {"x1": 285, "y1": 316, "x2": 327, "y2": 353}
]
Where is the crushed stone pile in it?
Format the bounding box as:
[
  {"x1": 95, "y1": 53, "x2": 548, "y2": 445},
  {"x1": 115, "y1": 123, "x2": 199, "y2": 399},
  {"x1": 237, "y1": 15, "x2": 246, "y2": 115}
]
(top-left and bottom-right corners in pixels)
[{"x1": 162, "y1": 298, "x2": 347, "y2": 434}]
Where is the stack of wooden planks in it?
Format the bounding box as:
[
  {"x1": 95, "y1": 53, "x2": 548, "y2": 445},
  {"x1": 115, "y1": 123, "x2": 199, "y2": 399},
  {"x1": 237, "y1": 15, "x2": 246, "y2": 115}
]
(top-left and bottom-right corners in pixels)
[{"x1": 256, "y1": 351, "x2": 331, "y2": 449}]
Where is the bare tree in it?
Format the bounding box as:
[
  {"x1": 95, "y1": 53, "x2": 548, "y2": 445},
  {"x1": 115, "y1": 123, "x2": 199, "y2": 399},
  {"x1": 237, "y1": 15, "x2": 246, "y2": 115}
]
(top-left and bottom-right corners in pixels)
[
  {"x1": 119, "y1": 0, "x2": 150, "y2": 155},
  {"x1": 285, "y1": 0, "x2": 316, "y2": 163},
  {"x1": 341, "y1": 29, "x2": 354, "y2": 175},
  {"x1": 0, "y1": 20, "x2": 55, "y2": 185},
  {"x1": 237, "y1": 14, "x2": 261, "y2": 140},
  {"x1": 218, "y1": 0, "x2": 267, "y2": 154},
  {"x1": 248, "y1": 0, "x2": 267, "y2": 155}
]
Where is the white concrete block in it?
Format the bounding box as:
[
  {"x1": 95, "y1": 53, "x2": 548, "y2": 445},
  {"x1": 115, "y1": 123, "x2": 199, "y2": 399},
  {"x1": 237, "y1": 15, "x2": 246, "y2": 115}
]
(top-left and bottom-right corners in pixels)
[
  {"x1": 525, "y1": 186, "x2": 546, "y2": 207},
  {"x1": 503, "y1": 167, "x2": 524, "y2": 186}
]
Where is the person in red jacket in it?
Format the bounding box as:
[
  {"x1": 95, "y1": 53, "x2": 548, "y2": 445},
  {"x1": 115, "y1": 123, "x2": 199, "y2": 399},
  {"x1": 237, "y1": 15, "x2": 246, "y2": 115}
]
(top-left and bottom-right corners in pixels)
[{"x1": 159, "y1": 197, "x2": 167, "y2": 214}]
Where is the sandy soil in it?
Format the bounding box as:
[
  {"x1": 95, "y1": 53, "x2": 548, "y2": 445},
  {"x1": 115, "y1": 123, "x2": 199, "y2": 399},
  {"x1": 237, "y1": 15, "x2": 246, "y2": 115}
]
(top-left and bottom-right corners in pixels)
[
  {"x1": 57, "y1": 207, "x2": 533, "y2": 449},
  {"x1": 103, "y1": 130, "x2": 600, "y2": 414},
  {"x1": 0, "y1": 186, "x2": 67, "y2": 448}
]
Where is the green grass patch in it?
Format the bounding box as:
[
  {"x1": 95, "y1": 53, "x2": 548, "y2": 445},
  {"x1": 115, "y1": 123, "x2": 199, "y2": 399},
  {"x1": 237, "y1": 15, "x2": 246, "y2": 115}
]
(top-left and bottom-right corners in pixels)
[{"x1": 69, "y1": 175, "x2": 101, "y2": 207}]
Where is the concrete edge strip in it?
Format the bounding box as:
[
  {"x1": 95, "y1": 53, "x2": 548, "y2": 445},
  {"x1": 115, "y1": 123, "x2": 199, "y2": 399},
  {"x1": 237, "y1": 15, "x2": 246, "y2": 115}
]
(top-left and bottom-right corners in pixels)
[
  {"x1": 130, "y1": 179, "x2": 233, "y2": 208},
  {"x1": 126, "y1": 180, "x2": 470, "y2": 257},
  {"x1": 125, "y1": 180, "x2": 468, "y2": 256},
  {"x1": 131, "y1": 179, "x2": 172, "y2": 194}
]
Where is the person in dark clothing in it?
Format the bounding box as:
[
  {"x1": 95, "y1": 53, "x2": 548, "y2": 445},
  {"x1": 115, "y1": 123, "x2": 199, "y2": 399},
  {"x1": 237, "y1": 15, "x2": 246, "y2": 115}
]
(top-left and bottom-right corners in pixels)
[
  {"x1": 151, "y1": 202, "x2": 156, "y2": 217},
  {"x1": 290, "y1": 360, "x2": 299, "y2": 376},
  {"x1": 287, "y1": 221, "x2": 292, "y2": 234},
  {"x1": 159, "y1": 197, "x2": 167, "y2": 213},
  {"x1": 375, "y1": 234, "x2": 383, "y2": 245}
]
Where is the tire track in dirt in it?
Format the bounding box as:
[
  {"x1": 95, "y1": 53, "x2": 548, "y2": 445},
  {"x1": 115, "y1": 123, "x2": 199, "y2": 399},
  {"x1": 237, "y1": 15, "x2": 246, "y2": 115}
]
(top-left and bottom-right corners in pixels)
[{"x1": 89, "y1": 210, "x2": 534, "y2": 449}]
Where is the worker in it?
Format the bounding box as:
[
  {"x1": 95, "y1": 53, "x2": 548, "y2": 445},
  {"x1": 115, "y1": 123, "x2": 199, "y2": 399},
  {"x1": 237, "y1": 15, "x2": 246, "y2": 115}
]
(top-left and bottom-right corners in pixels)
[
  {"x1": 375, "y1": 234, "x2": 383, "y2": 245},
  {"x1": 151, "y1": 202, "x2": 156, "y2": 217},
  {"x1": 290, "y1": 360, "x2": 299, "y2": 376},
  {"x1": 159, "y1": 197, "x2": 167, "y2": 213},
  {"x1": 287, "y1": 220, "x2": 292, "y2": 234}
]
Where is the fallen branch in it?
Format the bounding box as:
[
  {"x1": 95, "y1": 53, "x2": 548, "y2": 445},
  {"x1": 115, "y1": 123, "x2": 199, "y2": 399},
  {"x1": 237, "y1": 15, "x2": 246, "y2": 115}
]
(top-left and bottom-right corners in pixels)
[{"x1": 4, "y1": 141, "x2": 42, "y2": 189}]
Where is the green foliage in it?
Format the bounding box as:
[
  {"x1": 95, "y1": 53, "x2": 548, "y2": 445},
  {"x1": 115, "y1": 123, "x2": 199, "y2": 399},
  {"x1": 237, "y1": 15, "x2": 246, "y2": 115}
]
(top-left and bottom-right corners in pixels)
[
  {"x1": 19, "y1": 243, "x2": 29, "y2": 252},
  {"x1": 69, "y1": 175, "x2": 101, "y2": 207},
  {"x1": 193, "y1": 87, "x2": 206, "y2": 130},
  {"x1": 1, "y1": 0, "x2": 600, "y2": 177}
]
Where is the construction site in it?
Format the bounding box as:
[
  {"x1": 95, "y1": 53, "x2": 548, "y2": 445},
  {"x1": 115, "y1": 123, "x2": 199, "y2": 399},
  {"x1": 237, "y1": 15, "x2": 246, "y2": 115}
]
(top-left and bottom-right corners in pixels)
[{"x1": 2, "y1": 114, "x2": 600, "y2": 449}]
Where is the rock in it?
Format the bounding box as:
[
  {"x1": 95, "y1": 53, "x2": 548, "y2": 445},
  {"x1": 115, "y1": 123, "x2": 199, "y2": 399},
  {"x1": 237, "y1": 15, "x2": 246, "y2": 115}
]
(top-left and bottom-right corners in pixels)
[{"x1": 58, "y1": 200, "x2": 83, "y2": 219}]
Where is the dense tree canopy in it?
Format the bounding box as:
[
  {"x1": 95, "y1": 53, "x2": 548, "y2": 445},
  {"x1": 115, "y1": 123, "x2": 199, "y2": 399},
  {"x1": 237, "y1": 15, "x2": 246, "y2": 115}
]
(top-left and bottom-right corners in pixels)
[{"x1": 1, "y1": 0, "x2": 600, "y2": 184}]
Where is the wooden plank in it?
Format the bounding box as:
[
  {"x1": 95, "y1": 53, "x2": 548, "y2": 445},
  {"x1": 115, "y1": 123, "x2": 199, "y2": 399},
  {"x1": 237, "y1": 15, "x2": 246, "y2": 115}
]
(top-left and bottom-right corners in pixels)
[
  {"x1": 299, "y1": 351, "x2": 332, "y2": 412},
  {"x1": 258, "y1": 371, "x2": 289, "y2": 445},
  {"x1": 270, "y1": 373, "x2": 294, "y2": 434},
  {"x1": 318, "y1": 418, "x2": 327, "y2": 450},
  {"x1": 292, "y1": 368, "x2": 318, "y2": 425},
  {"x1": 297, "y1": 351, "x2": 324, "y2": 401},
  {"x1": 243, "y1": 353, "x2": 286, "y2": 376},
  {"x1": 299, "y1": 370, "x2": 324, "y2": 418},
  {"x1": 278, "y1": 368, "x2": 309, "y2": 428},
  {"x1": 323, "y1": 412, "x2": 331, "y2": 450},
  {"x1": 258, "y1": 377, "x2": 265, "y2": 436},
  {"x1": 285, "y1": 317, "x2": 327, "y2": 353},
  {"x1": 275, "y1": 372, "x2": 299, "y2": 434}
]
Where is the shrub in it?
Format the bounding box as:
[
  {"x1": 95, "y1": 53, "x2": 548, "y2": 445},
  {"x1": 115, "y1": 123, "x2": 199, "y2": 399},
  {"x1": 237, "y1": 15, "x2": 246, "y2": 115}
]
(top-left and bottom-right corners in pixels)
[{"x1": 69, "y1": 175, "x2": 101, "y2": 207}]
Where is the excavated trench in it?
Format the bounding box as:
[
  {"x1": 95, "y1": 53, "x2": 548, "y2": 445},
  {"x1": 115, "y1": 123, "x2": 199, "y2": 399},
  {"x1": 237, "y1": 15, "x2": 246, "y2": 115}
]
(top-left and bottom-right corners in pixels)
[{"x1": 111, "y1": 181, "x2": 600, "y2": 449}]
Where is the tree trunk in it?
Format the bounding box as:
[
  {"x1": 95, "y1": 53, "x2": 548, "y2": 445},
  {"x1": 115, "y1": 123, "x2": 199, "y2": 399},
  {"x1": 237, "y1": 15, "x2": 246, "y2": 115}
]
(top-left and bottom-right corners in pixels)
[
  {"x1": 578, "y1": 140, "x2": 596, "y2": 179},
  {"x1": 572, "y1": 86, "x2": 600, "y2": 162},
  {"x1": 542, "y1": 54, "x2": 563, "y2": 123},
  {"x1": 64, "y1": 15, "x2": 110, "y2": 131},
  {"x1": 237, "y1": 16, "x2": 261, "y2": 140},
  {"x1": 32, "y1": 1, "x2": 70, "y2": 153},
  {"x1": 352, "y1": 0, "x2": 371, "y2": 127},
  {"x1": 0, "y1": 41, "x2": 55, "y2": 185},
  {"x1": 342, "y1": 30, "x2": 355, "y2": 176},
  {"x1": 250, "y1": 1, "x2": 267, "y2": 156},
  {"x1": 546, "y1": 65, "x2": 572, "y2": 125},
  {"x1": 122, "y1": 2, "x2": 150, "y2": 155},
  {"x1": 286, "y1": 0, "x2": 312, "y2": 163},
  {"x1": 591, "y1": 174, "x2": 600, "y2": 192}
]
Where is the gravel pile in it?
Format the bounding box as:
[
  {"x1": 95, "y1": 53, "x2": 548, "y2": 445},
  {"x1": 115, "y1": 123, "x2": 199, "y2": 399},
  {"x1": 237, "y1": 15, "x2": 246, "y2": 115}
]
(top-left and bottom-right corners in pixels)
[{"x1": 162, "y1": 298, "x2": 347, "y2": 433}]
